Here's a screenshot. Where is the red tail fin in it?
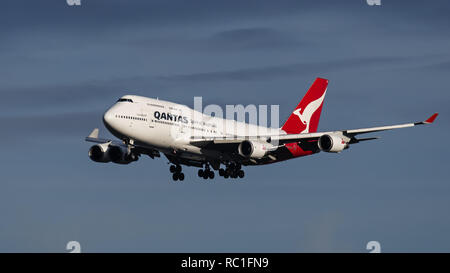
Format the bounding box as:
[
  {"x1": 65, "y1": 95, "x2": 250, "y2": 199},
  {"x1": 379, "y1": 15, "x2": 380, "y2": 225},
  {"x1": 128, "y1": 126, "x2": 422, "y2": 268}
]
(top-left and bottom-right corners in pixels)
[{"x1": 281, "y1": 78, "x2": 328, "y2": 134}]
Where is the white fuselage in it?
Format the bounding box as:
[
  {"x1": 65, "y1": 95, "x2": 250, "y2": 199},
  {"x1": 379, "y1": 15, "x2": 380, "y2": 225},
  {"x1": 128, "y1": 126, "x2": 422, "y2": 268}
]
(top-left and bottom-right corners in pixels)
[{"x1": 103, "y1": 95, "x2": 281, "y2": 161}]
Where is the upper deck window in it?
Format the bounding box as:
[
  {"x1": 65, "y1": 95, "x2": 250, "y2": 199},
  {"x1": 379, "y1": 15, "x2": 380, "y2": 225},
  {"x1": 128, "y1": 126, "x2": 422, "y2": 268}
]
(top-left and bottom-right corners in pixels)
[{"x1": 117, "y1": 98, "x2": 133, "y2": 103}]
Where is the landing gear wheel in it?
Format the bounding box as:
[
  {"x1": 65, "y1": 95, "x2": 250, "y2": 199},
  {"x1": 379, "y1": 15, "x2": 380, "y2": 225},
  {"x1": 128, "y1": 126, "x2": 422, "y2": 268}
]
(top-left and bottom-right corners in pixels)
[
  {"x1": 175, "y1": 165, "x2": 182, "y2": 173},
  {"x1": 178, "y1": 173, "x2": 185, "y2": 181},
  {"x1": 238, "y1": 170, "x2": 245, "y2": 178},
  {"x1": 219, "y1": 168, "x2": 225, "y2": 176},
  {"x1": 172, "y1": 172, "x2": 179, "y2": 181},
  {"x1": 202, "y1": 172, "x2": 209, "y2": 179},
  {"x1": 198, "y1": 169, "x2": 204, "y2": 177},
  {"x1": 208, "y1": 171, "x2": 215, "y2": 179},
  {"x1": 170, "y1": 165, "x2": 176, "y2": 173}
]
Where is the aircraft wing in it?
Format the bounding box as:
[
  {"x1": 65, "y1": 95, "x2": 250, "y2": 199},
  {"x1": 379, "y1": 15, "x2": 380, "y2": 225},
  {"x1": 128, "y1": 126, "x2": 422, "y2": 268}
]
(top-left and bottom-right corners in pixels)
[
  {"x1": 190, "y1": 113, "x2": 438, "y2": 148},
  {"x1": 85, "y1": 128, "x2": 161, "y2": 158},
  {"x1": 271, "y1": 113, "x2": 439, "y2": 144},
  {"x1": 85, "y1": 128, "x2": 114, "y2": 144}
]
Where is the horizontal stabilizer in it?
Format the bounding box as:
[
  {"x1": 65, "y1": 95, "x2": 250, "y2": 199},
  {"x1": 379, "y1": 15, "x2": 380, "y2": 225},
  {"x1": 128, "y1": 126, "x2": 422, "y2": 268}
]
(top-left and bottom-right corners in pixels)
[{"x1": 350, "y1": 137, "x2": 379, "y2": 144}]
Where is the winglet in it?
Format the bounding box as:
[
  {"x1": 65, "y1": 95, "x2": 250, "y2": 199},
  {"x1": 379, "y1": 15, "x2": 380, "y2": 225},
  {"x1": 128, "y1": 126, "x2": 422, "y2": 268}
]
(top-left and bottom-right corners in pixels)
[
  {"x1": 424, "y1": 113, "x2": 438, "y2": 124},
  {"x1": 88, "y1": 128, "x2": 99, "y2": 138}
]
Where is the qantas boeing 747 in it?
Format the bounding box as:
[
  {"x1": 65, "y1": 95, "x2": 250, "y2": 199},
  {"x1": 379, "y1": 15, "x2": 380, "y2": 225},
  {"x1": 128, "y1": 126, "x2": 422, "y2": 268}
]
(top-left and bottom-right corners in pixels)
[{"x1": 85, "y1": 78, "x2": 438, "y2": 181}]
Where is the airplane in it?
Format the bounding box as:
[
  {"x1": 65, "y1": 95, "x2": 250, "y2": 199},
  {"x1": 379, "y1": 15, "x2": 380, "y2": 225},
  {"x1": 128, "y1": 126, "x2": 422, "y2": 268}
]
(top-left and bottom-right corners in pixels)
[{"x1": 85, "y1": 77, "x2": 438, "y2": 181}]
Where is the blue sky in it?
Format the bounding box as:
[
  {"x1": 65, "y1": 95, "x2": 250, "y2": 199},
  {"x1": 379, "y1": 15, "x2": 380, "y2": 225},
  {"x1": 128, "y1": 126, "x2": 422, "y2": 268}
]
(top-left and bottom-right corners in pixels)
[{"x1": 0, "y1": 0, "x2": 449, "y2": 252}]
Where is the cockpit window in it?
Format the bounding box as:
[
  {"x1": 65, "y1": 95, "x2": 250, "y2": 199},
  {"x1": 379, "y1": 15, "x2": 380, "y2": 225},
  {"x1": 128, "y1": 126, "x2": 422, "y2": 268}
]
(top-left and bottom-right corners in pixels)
[{"x1": 117, "y1": 98, "x2": 133, "y2": 103}]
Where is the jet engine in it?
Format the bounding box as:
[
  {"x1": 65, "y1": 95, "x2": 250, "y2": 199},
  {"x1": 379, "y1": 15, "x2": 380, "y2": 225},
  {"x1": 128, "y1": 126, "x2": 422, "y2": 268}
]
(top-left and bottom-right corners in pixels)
[
  {"x1": 238, "y1": 140, "x2": 273, "y2": 159},
  {"x1": 88, "y1": 143, "x2": 111, "y2": 163},
  {"x1": 88, "y1": 143, "x2": 138, "y2": 164},
  {"x1": 318, "y1": 134, "x2": 348, "y2": 153},
  {"x1": 108, "y1": 144, "x2": 138, "y2": 164}
]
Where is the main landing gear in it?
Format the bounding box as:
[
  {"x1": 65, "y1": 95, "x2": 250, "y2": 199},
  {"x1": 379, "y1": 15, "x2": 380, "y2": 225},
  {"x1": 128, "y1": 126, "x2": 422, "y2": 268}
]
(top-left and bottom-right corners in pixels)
[
  {"x1": 219, "y1": 162, "x2": 244, "y2": 179},
  {"x1": 171, "y1": 162, "x2": 245, "y2": 181},
  {"x1": 169, "y1": 164, "x2": 184, "y2": 181},
  {"x1": 197, "y1": 162, "x2": 245, "y2": 180},
  {"x1": 198, "y1": 164, "x2": 215, "y2": 180}
]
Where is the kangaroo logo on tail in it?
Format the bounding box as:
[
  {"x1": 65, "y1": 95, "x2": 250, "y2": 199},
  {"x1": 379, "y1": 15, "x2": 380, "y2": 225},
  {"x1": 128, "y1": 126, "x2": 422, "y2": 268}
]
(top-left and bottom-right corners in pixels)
[
  {"x1": 281, "y1": 78, "x2": 328, "y2": 134},
  {"x1": 292, "y1": 90, "x2": 327, "y2": 133}
]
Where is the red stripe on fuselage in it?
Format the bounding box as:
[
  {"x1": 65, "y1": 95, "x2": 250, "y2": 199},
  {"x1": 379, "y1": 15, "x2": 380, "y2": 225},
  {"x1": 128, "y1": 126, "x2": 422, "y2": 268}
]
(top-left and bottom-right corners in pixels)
[{"x1": 284, "y1": 143, "x2": 314, "y2": 157}]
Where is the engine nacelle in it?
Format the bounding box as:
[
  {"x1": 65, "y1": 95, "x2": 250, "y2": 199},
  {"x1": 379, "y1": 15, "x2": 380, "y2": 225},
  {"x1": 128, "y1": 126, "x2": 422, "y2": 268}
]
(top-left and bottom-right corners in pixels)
[
  {"x1": 108, "y1": 144, "x2": 138, "y2": 164},
  {"x1": 318, "y1": 134, "x2": 348, "y2": 153},
  {"x1": 88, "y1": 143, "x2": 111, "y2": 163},
  {"x1": 238, "y1": 140, "x2": 273, "y2": 159},
  {"x1": 88, "y1": 143, "x2": 138, "y2": 164}
]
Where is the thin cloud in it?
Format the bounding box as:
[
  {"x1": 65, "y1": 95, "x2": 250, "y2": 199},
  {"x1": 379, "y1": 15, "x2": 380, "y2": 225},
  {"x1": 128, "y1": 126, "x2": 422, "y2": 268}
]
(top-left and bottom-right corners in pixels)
[
  {"x1": 208, "y1": 27, "x2": 305, "y2": 50},
  {"x1": 0, "y1": 111, "x2": 101, "y2": 141},
  {"x1": 158, "y1": 56, "x2": 412, "y2": 83}
]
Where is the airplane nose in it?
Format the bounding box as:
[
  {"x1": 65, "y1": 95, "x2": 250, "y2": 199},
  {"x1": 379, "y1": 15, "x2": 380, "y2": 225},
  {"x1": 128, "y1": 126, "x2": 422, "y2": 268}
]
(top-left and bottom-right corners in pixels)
[{"x1": 103, "y1": 109, "x2": 114, "y2": 126}]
